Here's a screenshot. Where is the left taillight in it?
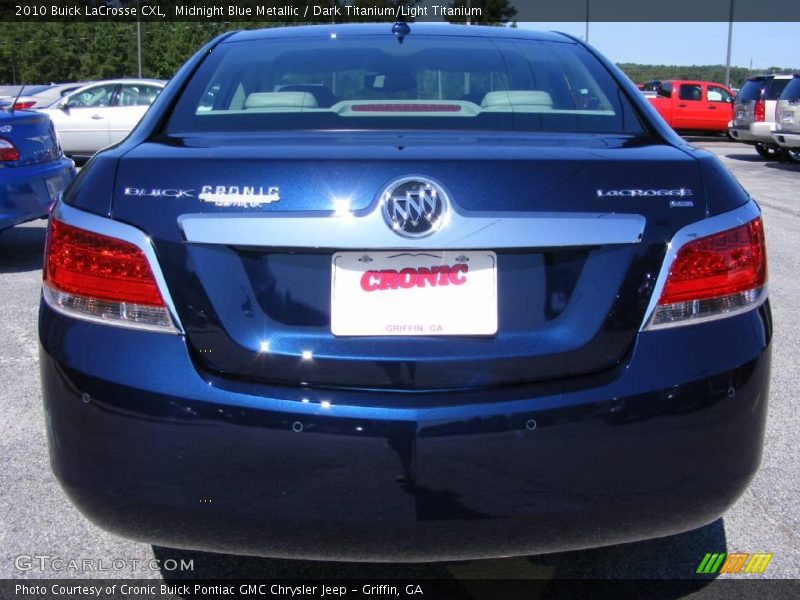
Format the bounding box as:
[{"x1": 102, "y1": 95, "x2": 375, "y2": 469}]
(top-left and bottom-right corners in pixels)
[
  {"x1": 648, "y1": 218, "x2": 767, "y2": 328},
  {"x1": 42, "y1": 217, "x2": 176, "y2": 332},
  {"x1": 0, "y1": 137, "x2": 20, "y2": 161},
  {"x1": 754, "y1": 98, "x2": 766, "y2": 122}
]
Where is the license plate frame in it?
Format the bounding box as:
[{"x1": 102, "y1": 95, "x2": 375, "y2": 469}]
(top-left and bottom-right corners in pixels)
[{"x1": 331, "y1": 250, "x2": 498, "y2": 337}]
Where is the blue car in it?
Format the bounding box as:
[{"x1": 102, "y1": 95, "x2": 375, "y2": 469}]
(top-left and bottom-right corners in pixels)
[
  {"x1": 0, "y1": 104, "x2": 75, "y2": 231},
  {"x1": 39, "y1": 24, "x2": 771, "y2": 561}
]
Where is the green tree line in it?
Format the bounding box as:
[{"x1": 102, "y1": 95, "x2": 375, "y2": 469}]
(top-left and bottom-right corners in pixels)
[
  {"x1": 0, "y1": 0, "x2": 521, "y2": 83},
  {"x1": 0, "y1": 19, "x2": 794, "y2": 86},
  {"x1": 619, "y1": 63, "x2": 797, "y2": 89}
]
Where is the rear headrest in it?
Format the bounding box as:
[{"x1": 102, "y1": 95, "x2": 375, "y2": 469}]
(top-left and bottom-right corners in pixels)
[
  {"x1": 481, "y1": 91, "x2": 554, "y2": 108},
  {"x1": 244, "y1": 92, "x2": 318, "y2": 109}
]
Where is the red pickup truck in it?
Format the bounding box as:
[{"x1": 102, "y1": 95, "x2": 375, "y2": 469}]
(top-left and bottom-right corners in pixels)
[{"x1": 646, "y1": 80, "x2": 735, "y2": 133}]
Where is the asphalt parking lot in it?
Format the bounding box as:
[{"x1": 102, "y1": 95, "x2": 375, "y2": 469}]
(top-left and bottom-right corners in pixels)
[{"x1": 0, "y1": 139, "x2": 797, "y2": 590}]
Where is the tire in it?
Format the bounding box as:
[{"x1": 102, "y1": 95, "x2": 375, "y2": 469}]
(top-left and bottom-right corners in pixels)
[
  {"x1": 785, "y1": 148, "x2": 800, "y2": 164},
  {"x1": 755, "y1": 144, "x2": 784, "y2": 160}
]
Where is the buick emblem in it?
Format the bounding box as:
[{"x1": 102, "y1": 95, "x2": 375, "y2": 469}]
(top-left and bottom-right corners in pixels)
[{"x1": 380, "y1": 177, "x2": 449, "y2": 238}]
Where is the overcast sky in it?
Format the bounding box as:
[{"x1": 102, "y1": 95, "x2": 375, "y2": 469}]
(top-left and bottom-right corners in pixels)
[{"x1": 518, "y1": 22, "x2": 800, "y2": 69}]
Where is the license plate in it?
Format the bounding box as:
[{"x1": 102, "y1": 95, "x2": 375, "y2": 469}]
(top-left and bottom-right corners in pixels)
[
  {"x1": 46, "y1": 175, "x2": 65, "y2": 202},
  {"x1": 331, "y1": 251, "x2": 498, "y2": 336},
  {"x1": 737, "y1": 110, "x2": 745, "y2": 119}
]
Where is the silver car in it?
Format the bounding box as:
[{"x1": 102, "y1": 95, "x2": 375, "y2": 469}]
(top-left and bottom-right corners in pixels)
[
  {"x1": 772, "y1": 74, "x2": 800, "y2": 164},
  {"x1": 8, "y1": 83, "x2": 91, "y2": 110},
  {"x1": 39, "y1": 79, "x2": 165, "y2": 159},
  {"x1": 728, "y1": 74, "x2": 793, "y2": 159}
]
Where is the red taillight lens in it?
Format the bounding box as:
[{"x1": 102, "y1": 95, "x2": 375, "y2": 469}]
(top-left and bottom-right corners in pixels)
[
  {"x1": 13, "y1": 101, "x2": 35, "y2": 110},
  {"x1": 754, "y1": 99, "x2": 766, "y2": 122},
  {"x1": 0, "y1": 137, "x2": 20, "y2": 161},
  {"x1": 42, "y1": 217, "x2": 175, "y2": 331},
  {"x1": 649, "y1": 218, "x2": 767, "y2": 328},
  {"x1": 44, "y1": 218, "x2": 164, "y2": 306},
  {"x1": 658, "y1": 219, "x2": 766, "y2": 305}
]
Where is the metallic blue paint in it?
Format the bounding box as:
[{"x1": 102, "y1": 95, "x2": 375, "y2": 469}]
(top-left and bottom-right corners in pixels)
[
  {"x1": 40, "y1": 301, "x2": 771, "y2": 560},
  {"x1": 40, "y1": 24, "x2": 772, "y2": 559}
]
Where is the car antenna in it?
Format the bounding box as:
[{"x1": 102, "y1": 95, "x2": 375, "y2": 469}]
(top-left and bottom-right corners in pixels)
[
  {"x1": 10, "y1": 83, "x2": 26, "y2": 114},
  {"x1": 392, "y1": 21, "x2": 410, "y2": 45}
]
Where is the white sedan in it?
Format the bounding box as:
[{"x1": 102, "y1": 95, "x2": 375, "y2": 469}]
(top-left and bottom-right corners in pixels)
[{"x1": 40, "y1": 79, "x2": 165, "y2": 158}]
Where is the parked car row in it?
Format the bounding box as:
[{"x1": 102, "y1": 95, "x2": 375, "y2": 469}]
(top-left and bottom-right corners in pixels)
[
  {"x1": 639, "y1": 74, "x2": 800, "y2": 163},
  {"x1": 729, "y1": 73, "x2": 800, "y2": 163},
  {"x1": 0, "y1": 78, "x2": 166, "y2": 233},
  {"x1": 0, "y1": 79, "x2": 165, "y2": 158}
]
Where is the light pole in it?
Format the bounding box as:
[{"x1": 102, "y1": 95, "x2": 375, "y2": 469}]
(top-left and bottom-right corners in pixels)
[
  {"x1": 585, "y1": 0, "x2": 589, "y2": 43},
  {"x1": 725, "y1": 0, "x2": 734, "y2": 88},
  {"x1": 137, "y1": 0, "x2": 143, "y2": 77}
]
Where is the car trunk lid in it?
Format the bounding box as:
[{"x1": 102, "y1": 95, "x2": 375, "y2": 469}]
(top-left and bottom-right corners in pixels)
[
  {"x1": 111, "y1": 132, "x2": 706, "y2": 390},
  {"x1": 0, "y1": 110, "x2": 62, "y2": 168}
]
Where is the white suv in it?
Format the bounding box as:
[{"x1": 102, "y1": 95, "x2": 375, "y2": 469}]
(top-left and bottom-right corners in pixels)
[
  {"x1": 772, "y1": 75, "x2": 800, "y2": 164},
  {"x1": 729, "y1": 74, "x2": 793, "y2": 159}
]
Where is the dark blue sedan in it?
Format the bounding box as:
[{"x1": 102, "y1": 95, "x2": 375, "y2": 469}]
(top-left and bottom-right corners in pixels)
[
  {"x1": 38, "y1": 24, "x2": 770, "y2": 561},
  {"x1": 0, "y1": 104, "x2": 74, "y2": 231}
]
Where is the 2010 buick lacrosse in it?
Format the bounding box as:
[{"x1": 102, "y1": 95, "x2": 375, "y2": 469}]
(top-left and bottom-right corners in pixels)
[{"x1": 39, "y1": 23, "x2": 771, "y2": 561}]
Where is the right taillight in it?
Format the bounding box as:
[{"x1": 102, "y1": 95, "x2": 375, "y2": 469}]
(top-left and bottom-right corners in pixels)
[
  {"x1": 754, "y1": 98, "x2": 766, "y2": 122},
  {"x1": 0, "y1": 137, "x2": 20, "y2": 161},
  {"x1": 649, "y1": 218, "x2": 767, "y2": 327},
  {"x1": 42, "y1": 217, "x2": 176, "y2": 332}
]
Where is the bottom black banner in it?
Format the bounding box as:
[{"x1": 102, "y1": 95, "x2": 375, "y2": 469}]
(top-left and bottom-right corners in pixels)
[{"x1": 2, "y1": 579, "x2": 799, "y2": 600}]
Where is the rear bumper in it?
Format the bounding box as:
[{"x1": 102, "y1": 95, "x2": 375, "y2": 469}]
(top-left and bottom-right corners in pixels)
[
  {"x1": 0, "y1": 158, "x2": 74, "y2": 230},
  {"x1": 39, "y1": 301, "x2": 772, "y2": 561},
  {"x1": 728, "y1": 122, "x2": 778, "y2": 145},
  {"x1": 772, "y1": 130, "x2": 800, "y2": 149}
]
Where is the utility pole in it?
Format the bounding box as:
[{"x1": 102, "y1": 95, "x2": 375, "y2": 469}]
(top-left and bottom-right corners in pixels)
[
  {"x1": 136, "y1": 0, "x2": 142, "y2": 77},
  {"x1": 585, "y1": 0, "x2": 590, "y2": 42},
  {"x1": 725, "y1": 0, "x2": 734, "y2": 88}
]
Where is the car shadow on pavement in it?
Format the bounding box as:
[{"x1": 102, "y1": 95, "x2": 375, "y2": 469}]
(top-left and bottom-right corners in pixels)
[
  {"x1": 724, "y1": 153, "x2": 773, "y2": 163},
  {"x1": 765, "y1": 162, "x2": 800, "y2": 173},
  {"x1": 682, "y1": 135, "x2": 729, "y2": 144},
  {"x1": 153, "y1": 518, "x2": 724, "y2": 595},
  {"x1": 0, "y1": 221, "x2": 47, "y2": 274}
]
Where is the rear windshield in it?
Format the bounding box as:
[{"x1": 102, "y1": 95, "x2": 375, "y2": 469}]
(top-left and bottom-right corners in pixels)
[
  {"x1": 166, "y1": 33, "x2": 645, "y2": 134},
  {"x1": 18, "y1": 84, "x2": 52, "y2": 96},
  {"x1": 781, "y1": 77, "x2": 800, "y2": 101},
  {"x1": 767, "y1": 78, "x2": 791, "y2": 100},
  {"x1": 737, "y1": 79, "x2": 768, "y2": 102}
]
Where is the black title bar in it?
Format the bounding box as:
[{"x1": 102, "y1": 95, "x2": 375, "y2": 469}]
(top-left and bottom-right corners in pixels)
[{"x1": 2, "y1": 0, "x2": 800, "y2": 23}]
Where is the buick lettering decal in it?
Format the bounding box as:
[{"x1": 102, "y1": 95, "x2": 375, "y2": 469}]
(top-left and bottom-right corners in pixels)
[
  {"x1": 124, "y1": 188, "x2": 195, "y2": 198},
  {"x1": 596, "y1": 188, "x2": 694, "y2": 198}
]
